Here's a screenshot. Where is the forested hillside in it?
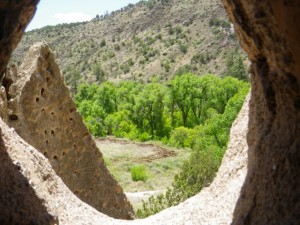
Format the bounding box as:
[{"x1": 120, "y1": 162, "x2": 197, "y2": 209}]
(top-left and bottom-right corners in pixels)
[{"x1": 12, "y1": 0, "x2": 248, "y2": 94}]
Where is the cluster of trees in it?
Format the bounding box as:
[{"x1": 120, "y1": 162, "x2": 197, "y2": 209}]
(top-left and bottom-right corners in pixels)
[
  {"x1": 75, "y1": 74, "x2": 249, "y2": 147},
  {"x1": 75, "y1": 73, "x2": 249, "y2": 217},
  {"x1": 136, "y1": 78, "x2": 249, "y2": 217}
]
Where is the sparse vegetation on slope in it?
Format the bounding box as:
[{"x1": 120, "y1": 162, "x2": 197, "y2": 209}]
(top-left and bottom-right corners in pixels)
[{"x1": 11, "y1": 0, "x2": 248, "y2": 95}]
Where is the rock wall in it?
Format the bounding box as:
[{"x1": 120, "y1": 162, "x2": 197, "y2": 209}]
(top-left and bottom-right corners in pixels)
[
  {"x1": 222, "y1": 0, "x2": 300, "y2": 224},
  {"x1": 0, "y1": 118, "x2": 125, "y2": 225},
  {"x1": 6, "y1": 42, "x2": 134, "y2": 219}
]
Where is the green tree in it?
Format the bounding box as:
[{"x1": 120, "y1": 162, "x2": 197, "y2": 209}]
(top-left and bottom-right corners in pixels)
[
  {"x1": 92, "y1": 64, "x2": 106, "y2": 82},
  {"x1": 95, "y1": 81, "x2": 118, "y2": 114},
  {"x1": 134, "y1": 81, "x2": 167, "y2": 138},
  {"x1": 168, "y1": 73, "x2": 198, "y2": 127},
  {"x1": 64, "y1": 67, "x2": 81, "y2": 95},
  {"x1": 224, "y1": 51, "x2": 248, "y2": 81}
]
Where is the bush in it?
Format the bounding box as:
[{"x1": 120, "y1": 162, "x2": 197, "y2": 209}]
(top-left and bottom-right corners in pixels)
[
  {"x1": 131, "y1": 165, "x2": 148, "y2": 182},
  {"x1": 168, "y1": 127, "x2": 196, "y2": 148},
  {"x1": 179, "y1": 44, "x2": 188, "y2": 54},
  {"x1": 138, "y1": 132, "x2": 151, "y2": 142}
]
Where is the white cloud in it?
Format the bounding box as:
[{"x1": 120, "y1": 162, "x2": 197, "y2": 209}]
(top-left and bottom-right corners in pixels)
[{"x1": 54, "y1": 12, "x2": 93, "y2": 23}]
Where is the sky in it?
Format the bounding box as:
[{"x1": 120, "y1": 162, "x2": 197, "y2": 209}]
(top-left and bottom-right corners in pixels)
[{"x1": 27, "y1": 0, "x2": 141, "y2": 31}]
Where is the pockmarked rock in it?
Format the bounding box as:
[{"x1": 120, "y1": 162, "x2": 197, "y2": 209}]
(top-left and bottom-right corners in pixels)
[{"x1": 7, "y1": 43, "x2": 134, "y2": 219}]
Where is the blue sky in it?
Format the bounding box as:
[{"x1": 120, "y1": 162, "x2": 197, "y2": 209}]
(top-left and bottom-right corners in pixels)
[{"x1": 27, "y1": 0, "x2": 141, "y2": 31}]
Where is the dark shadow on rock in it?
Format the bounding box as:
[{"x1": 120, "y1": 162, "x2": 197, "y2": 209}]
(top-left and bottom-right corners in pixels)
[{"x1": 0, "y1": 129, "x2": 57, "y2": 225}]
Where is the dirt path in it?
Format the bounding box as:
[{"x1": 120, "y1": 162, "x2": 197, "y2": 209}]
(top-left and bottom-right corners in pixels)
[
  {"x1": 125, "y1": 190, "x2": 165, "y2": 210},
  {"x1": 96, "y1": 137, "x2": 177, "y2": 163}
]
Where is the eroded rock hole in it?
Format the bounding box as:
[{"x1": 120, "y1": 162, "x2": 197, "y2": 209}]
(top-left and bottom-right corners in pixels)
[
  {"x1": 9, "y1": 115, "x2": 18, "y2": 120},
  {"x1": 53, "y1": 155, "x2": 58, "y2": 160},
  {"x1": 69, "y1": 108, "x2": 76, "y2": 113},
  {"x1": 36, "y1": 97, "x2": 39, "y2": 102},
  {"x1": 62, "y1": 151, "x2": 66, "y2": 156},
  {"x1": 46, "y1": 77, "x2": 50, "y2": 82},
  {"x1": 46, "y1": 140, "x2": 49, "y2": 145},
  {"x1": 41, "y1": 109, "x2": 45, "y2": 113},
  {"x1": 41, "y1": 88, "x2": 45, "y2": 97},
  {"x1": 69, "y1": 117, "x2": 73, "y2": 121},
  {"x1": 44, "y1": 130, "x2": 47, "y2": 134},
  {"x1": 44, "y1": 152, "x2": 48, "y2": 156},
  {"x1": 51, "y1": 130, "x2": 55, "y2": 136}
]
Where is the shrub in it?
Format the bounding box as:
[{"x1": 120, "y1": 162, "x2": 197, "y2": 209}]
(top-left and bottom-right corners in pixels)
[
  {"x1": 138, "y1": 132, "x2": 151, "y2": 142},
  {"x1": 168, "y1": 127, "x2": 196, "y2": 148},
  {"x1": 100, "y1": 39, "x2": 106, "y2": 47},
  {"x1": 131, "y1": 165, "x2": 148, "y2": 182},
  {"x1": 179, "y1": 44, "x2": 188, "y2": 54}
]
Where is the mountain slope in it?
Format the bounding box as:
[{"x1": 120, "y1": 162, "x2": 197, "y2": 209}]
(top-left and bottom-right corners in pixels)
[{"x1": 11, "y1": 0, "x2": 246, "y2": 92}]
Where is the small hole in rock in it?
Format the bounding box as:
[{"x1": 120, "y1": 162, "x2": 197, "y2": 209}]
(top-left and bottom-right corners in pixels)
[
  {"x1": 44, "y1": 152, "x2": 47, "y2": 156},
  {"x1": 45, "y1": 130, "x2": 47, "y2": 134},
  {"x1": 41, "y1": 88, "x2": 45, "y2": 97},
  {"x1": 41, "y1": 109, "x2": 45, "y2": 113},
  {"x1": 46, "y1": 77, "x2": 50, "y2": 82},
  {"x1": 73, "y1": 144, "x2": 77, "y2": 148},
  {"x1": 46, "y1": 140, "x2": 49, "y2": 144},
  {"x1": 53, "y1": 155, "x2": 58, "y2": 160},
  {"x1": 36, "y1": 97, "x2": 39, "y2": 102},
  {"x1": 62, "y1": 152, "x2": 66, "y2": 156},
  {"x1": 9, "y1": 115, "x2": 18, "y2": 120},
  {"x1": 69, "y1": 118, "x2": 73, "y2": 121},
  {"x1": 74, "y1": 190, "x2": 78, "y2": 194},
  {"x1": 69, "y1": 108, "x2": 76, "y2": 113},
  {"x1": 51, "y1": 112, "x2": 54, "y2": 116},
  {"x1": 51, "y1": 130, "x2": 55, "y2": 136}
]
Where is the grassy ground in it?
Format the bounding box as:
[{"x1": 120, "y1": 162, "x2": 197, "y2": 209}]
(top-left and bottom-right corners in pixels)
[{"x1": 95, "y1": 137, "x2": 190, "y2": 193}]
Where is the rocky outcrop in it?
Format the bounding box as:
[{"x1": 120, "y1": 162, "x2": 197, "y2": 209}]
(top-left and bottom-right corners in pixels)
[
  {"x1": 6, "y1": 42, "x2": 134, "y2": 219},
  {"x1": 222, "y1": 0, "x2": 300, "y2": 224},
  {"x1": 0, "y1": 118, "x2": 125, "y2": 225}
]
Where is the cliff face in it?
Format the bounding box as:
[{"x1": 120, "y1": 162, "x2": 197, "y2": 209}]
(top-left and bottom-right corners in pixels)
[
  {"x1": 6, "y1": 42, "x2": 134, "y2": 219},
  {"x1": 222, "y1": 0, "x2": 300, "y2": 224}
]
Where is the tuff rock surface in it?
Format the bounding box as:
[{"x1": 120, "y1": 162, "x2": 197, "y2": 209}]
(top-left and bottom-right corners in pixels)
[
  {"x1": 6, "y1": 42, "x2": 134, "y2": 219},
  {"x1": 222, "y1": 0, "x2": 300, "y2": 224}
]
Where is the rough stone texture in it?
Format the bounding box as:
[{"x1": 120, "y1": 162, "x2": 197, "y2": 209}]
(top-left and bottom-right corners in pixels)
[
  {"x1": 222, "y1": 0, "x2": 300, "y2": 224},
  {"x1": 0, "y1": 86, "x2": 8, "y2": 122},
  {"x1": 0, "y1": 0, "x2": 39, "y2": 78},
  {"x1": 7, "y1": 42, "x2": 134, "y2": 220},
  {"x1": 0, "y1": 118, "x2": 126, "y2": 225}
]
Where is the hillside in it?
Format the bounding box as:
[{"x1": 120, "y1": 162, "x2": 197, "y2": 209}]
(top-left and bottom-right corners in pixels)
[{"x1": 11, "y1": 0, "x2": 247, "y2": 93}]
